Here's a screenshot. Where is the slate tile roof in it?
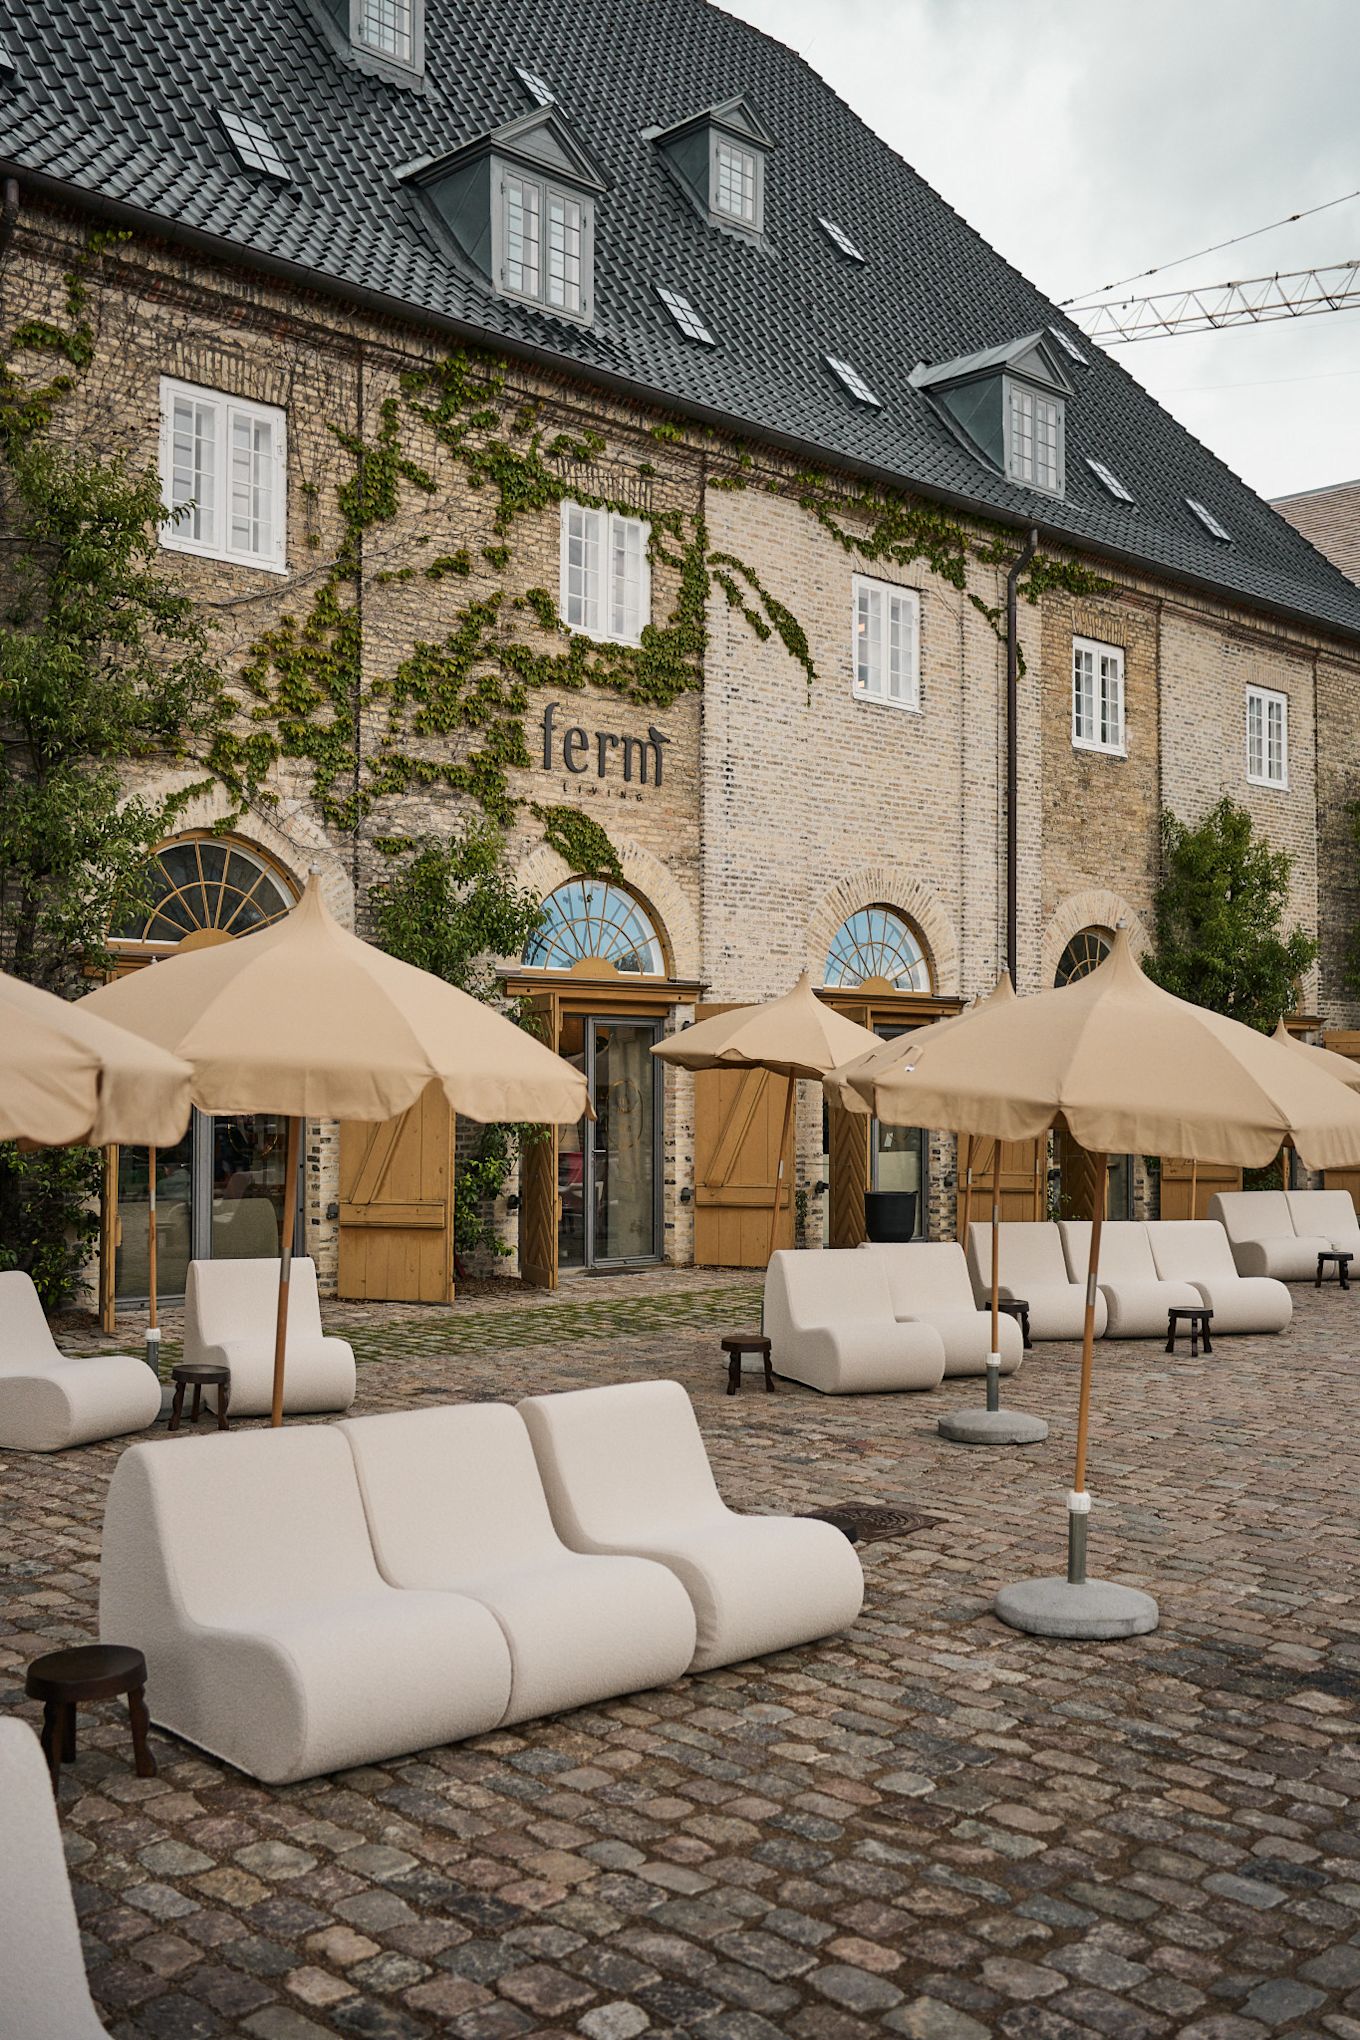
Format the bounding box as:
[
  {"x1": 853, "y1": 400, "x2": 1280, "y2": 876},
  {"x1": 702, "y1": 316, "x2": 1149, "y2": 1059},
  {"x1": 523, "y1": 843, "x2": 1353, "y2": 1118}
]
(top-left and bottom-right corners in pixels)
[
  {"x1": 1272, "y1": 479, "x2": 1360, "y2": 589},
  {"x1": 4, "y1": 0, "x2": 1360, "y2": 639}
]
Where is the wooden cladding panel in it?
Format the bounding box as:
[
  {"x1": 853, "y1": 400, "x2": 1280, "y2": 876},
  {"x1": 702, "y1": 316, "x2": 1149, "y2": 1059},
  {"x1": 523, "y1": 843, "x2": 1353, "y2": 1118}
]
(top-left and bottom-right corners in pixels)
[{"x1": 338, "y1": 1082, "x2": 453, "y2": 1303}]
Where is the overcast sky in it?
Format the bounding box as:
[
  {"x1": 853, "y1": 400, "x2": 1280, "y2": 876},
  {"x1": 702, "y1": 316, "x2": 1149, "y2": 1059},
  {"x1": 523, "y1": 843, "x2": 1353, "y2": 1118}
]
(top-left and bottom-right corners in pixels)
[{"x1": 723, "y1": 0, "x2": 1360, "y2": 502}]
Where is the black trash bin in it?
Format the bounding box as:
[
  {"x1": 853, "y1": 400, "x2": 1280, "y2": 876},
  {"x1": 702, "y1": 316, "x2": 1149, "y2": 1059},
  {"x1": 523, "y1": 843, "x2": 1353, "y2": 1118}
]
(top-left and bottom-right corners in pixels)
[{"x1": 863, "y1": 1190, "x2": 918, "y2": 1242}]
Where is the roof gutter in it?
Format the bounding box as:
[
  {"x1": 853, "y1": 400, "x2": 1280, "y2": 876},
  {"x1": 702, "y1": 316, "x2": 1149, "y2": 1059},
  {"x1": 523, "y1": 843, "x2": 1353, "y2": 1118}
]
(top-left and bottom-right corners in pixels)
[{"x1": 8, "y1": 165, "x2": 1360, "y2": 653}]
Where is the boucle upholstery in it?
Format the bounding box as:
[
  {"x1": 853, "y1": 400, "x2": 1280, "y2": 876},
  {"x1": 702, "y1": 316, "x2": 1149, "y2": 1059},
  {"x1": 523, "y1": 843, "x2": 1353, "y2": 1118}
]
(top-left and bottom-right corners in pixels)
[
  {"x1": 1286, "y1": 1189, "x2": 1360, "y2": 1258},
  {"x1": 182, "y1": 1256, "x2": 355, "y2": 1417},
  {"x1": 966, "y1": 1223, "x2": 1108, "y2": 1342},
  {"x1": 0, "y1": 1718, "x2": 108, "y2": 2037},
  {"x1": 340, "y1": 1404, "x2": 696, "y2": 1724},
  {"x1": 763, "y1": 1249, "x2": 945, "y2": 1393},
  {"x1": 858, "y1": 1242, "x2": 1023, "y2": 1375},
  {"x1": 1146, "y1": 1222, "x2": 1292, "y2": 1334},
  {"x1": 1058, "y1": 1221, "x2": 1202, "y2": 1339},
  {"x1": 1208, "y1": 1192, "x2": 1329, "y2": 1280},
  {"x1": 518, "y1": 1380, "x2": 864, "y2": 1672},
  {"x1": 0, "y1": 1270, "x2": 161, "y2": 1452}
]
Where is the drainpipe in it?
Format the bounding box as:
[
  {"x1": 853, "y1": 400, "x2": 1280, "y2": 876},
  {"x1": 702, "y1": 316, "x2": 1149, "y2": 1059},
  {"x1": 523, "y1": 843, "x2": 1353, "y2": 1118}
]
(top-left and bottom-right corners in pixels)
[
  {"x1": 0, "y1": 176, "x2": 19, "y2": 258},
  {"x1": 1005, "y1": 527, "x2": 1040, "y2": 985}
]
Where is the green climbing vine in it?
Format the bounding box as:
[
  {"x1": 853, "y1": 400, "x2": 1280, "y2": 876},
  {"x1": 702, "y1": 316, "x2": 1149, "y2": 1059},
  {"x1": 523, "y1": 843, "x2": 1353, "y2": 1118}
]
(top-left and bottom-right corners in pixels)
[{"x1": 530, "y1": 806, "x2": 625, "y2": 883}]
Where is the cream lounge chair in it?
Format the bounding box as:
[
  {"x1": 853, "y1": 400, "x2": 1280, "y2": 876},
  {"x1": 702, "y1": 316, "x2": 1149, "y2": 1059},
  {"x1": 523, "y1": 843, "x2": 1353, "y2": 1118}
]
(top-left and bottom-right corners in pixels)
[
  {"x1": 518, "y1": 1380, "x2": 864, "y2": 1671},
  {"x1": 1208, "y1": 1191, "x2": 1330, "y2": 1281},
  {"x1": 100, "y1": 1425, "x2": 514, "y2": 1783},
  {"x1": 1286, "y1": 1189, "x2": 1360, "y2": 1259},
  {"x1": 0, "y1": 1271, "x2": 161, "y2": 1452},
  {"x1": 1146, "y1": 1220, "x2": 1292, "y2": 1333},
  {"x1": 762, "y1": 1248, "x2": 946, "y2": 1393},
  {"x1": 340, "y1": 1404, "x2": 697, "y2": 1723},
  {"x1": 0, "y1": 1717, "x2": 108, "y2": 2037},
  {"x1": 181, "y1": 1256, "x2": 355, "y2": 1417},
  {"x1": 966, "y1": 1222, "x2": 1108, "y2": 1341},
  {"x1": 1059, "y1": 1220, "x2": 1202, "y2": 1339},
  {"x1": 859, "y1": 1241, "x2": 1023, "y2": 1375}
]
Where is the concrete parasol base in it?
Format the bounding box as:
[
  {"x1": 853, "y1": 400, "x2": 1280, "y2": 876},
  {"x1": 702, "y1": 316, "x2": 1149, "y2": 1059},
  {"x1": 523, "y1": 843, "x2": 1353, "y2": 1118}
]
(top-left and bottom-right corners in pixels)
[
  {"x1": 994, "y1": 1575, "x2": 1159, "y2": 1639},
  {"x1": 937, "y1": 1407, "x2": 1049, "y2": 1445}
]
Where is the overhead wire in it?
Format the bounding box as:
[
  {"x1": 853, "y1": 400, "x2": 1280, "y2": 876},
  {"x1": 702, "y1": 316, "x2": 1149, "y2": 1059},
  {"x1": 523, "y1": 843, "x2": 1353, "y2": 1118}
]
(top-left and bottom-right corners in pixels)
[{"x1": 1061, "y1": 185, "x2": 1360, "y2": 307}]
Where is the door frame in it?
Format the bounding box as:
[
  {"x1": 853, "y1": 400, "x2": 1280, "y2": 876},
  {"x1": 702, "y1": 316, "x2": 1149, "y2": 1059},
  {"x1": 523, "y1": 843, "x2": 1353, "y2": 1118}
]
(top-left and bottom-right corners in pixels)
[{"x1": 579, "y1": 1012, "x2": 665, "y2": 1269}]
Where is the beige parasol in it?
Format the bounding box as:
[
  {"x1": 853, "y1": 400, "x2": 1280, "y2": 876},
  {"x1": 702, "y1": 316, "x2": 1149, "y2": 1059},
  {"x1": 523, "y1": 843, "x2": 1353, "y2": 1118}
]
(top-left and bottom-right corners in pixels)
[
  {"x1": 0, "y1": 969, "x2": 192, "y2": 1149},
  {"x1": 846, "y1": 928, "x2": 1360, "y2": 1637},
  {"x1": 80, "y1": 875, "x2": 589, "y2": 1422},
  {"x1": 653, "y1": 971, "x2": 879, "y2": 1262}
]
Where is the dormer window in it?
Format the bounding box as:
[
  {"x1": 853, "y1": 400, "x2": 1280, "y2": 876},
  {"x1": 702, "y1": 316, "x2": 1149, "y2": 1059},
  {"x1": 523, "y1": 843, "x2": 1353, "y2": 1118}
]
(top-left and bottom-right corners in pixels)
[
  {"x1": 911, "y1": 332, "x2": 1072, "y2": 500},
  {"x1": 399, "y1": 106, "x2": 606, "y2": 326},
  {"x1": 649, "y1": 94, "x2": 775, "y2": 240},
  {"x1": 313, "y1": 0, "x2": 424, "y2": 81},
  {"x1": 357, "y1": 0, "x2": 415, "y2": 63}
]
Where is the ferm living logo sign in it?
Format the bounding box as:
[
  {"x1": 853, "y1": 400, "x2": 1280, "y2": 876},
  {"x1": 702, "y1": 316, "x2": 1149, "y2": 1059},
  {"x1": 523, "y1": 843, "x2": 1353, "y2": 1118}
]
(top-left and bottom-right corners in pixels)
[{"x1": 540, "y1": 701, "x2": 669, "y2": 803}]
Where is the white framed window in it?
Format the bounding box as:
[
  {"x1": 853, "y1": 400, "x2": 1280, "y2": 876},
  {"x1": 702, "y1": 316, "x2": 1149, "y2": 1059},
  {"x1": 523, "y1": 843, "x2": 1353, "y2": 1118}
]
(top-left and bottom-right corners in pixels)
[
  {"x1": 1005, "y1": 379, "x2": 1064, "y2": 494},
  {"x1": 559, "y1": 502, "x2": 651, "y2": 645},
  {"x1": 1072, "y1": 636, "x2": 1125, "y2": 756},
  {"x1": 710, "y1": 134, "x2": 762, "y2": 230},
  {"x1": 356, "y1": 0, "x2": 416, "y2": 64},
  {"x1": 1246, "y1": 685, "x2": 1288, "y2": 788},
  {"x1": 158, "y1": 378, "x2": 286, "y2": 573},
  {"x1": 852, "y1": 576, "x2": 920, "y2": 710},
  {"x1": 496, "y1": 168, "x2": 592, "y2": 319}
]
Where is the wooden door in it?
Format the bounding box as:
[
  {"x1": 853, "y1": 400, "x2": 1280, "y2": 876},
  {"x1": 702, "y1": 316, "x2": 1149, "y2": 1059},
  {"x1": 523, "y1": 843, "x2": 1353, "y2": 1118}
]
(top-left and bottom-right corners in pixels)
[
  {"x1": 338, "y1": 1082, "x2": 454, "y2": 1302},
  {"x1": 828, "y1": 1105, "x2": 871, "y2": 1249},
  {"x1": 693, "y1": 1021, "x2": 793, "y2": 1266},
  {"x1": 1158, "y1": 1156, "x2": 1240, "y2": 1222},
  {"x1": 964, "y1": 1137, "x2": 1048, "y2": 1222},
  {"x1": 519, "y1": 1122, "x2": 559, "y2": 1289}
]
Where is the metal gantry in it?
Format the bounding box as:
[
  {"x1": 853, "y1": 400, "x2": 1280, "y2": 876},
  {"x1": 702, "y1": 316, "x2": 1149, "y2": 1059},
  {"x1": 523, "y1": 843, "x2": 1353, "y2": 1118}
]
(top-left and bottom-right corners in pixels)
[{"x1": 1069, "y1": 259, "x2": 1360, "y2": 343}]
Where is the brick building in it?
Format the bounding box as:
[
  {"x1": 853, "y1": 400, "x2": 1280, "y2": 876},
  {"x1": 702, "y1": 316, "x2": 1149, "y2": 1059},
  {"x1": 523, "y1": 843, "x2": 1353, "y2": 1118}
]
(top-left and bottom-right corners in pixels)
[{"x1": 4, "y1": 0, "x2": 1360, "y2": 1301}]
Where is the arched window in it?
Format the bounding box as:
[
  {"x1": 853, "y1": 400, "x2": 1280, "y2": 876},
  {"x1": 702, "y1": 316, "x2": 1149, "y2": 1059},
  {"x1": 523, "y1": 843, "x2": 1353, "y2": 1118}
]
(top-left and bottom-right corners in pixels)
[
  {"x1": 523, "y1": 879, "x2": 664, "y2": 975},
  {"x1": 825, "y1": 905, "x2": 931, "y2": 992},
  {"x1": 112, "y1": 835, "x2": 297, "y2": 951},
  {"x1": 1055, "y1": 927, "x2": 1112, "y2": 987}
]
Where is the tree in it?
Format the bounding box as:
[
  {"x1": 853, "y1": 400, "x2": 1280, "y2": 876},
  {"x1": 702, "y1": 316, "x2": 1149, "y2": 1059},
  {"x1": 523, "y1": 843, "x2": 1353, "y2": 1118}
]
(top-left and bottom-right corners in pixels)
[
  {"x1": 1145, "y1": 798, "x2": 1316, "y2": 1031},
  {"x1": 370, "y1": 824, "x2": 547, "y2": 1261}
]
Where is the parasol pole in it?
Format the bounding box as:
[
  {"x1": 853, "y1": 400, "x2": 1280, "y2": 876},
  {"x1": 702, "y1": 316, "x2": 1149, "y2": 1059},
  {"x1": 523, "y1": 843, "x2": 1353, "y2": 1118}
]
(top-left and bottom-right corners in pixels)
[
  {"x1": 145, "y1": 1145, "x2": 160, "y2": 1378},
  {"x1": 1281, "y1": 1140, "x2": 1290, "y2": 1192},
  {"x1": 987, "y1": 1137, "x2": 1002, "y2": 1412},
  {"x1": 767, "y1": 1072, "x2": 796, "y2": 1265},
  {"x1": 269, "y1": 1115, "x2": 302, "y2": 1428},
  {"x1": 958, "y1": 1133, "x2": 974, "y2": 1242},
  {"x1": 1189, "y1": 1157, "x2": 1198, "y2": 1219},
  {"x1": 1068, "y1": 1153, "x2": 1107, "y2": 1587}
]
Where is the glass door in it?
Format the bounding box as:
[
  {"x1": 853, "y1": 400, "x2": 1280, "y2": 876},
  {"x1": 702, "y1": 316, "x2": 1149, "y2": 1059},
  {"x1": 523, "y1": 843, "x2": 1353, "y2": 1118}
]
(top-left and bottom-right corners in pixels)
[
  {"x1": 557, "y1": 1016, "x2": 662, "y2": 1270},
  {"x1": 870, "y1": 1025, "x2": 926, "y2": 1236},
  {"x1": 115, "y1": 1109, "x2": 299, "y2": 1300}
]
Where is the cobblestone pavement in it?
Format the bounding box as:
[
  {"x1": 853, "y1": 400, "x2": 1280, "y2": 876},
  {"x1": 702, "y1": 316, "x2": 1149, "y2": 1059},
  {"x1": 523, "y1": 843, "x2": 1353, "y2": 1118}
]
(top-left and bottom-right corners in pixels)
[{"x1": 4, "y1": 1272, "x2": 1360, "y2": 2040}]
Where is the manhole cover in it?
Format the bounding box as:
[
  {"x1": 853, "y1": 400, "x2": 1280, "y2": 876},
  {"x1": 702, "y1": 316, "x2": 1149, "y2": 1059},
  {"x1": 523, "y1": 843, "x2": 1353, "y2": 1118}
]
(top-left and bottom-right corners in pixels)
[{"x1": 800, "y1": 1503, "x2": 945, "y2": 1545}]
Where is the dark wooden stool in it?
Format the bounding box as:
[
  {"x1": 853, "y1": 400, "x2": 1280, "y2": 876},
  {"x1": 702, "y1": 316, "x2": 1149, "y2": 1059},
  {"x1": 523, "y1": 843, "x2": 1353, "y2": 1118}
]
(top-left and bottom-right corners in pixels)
[
  {"x1": 722, "y1": 1334, "x2": 774, "y2": 1395},
  {"x1": 1317, "y1": 1251, "x2": 1352, "y2": 1291},
  {"x1": 997, "y1": 1297, "x2": 1032, "y2": 1350},
  {"x1": 1166, "y1": 1306, "x2": 1213, "y2": 1357},
  {"x1": 169, "y1": 1362, "x2": 230, "y2": 1432},
  {"x1": 25, "y1": 1644, "x2": 156, "y2": 1794}
]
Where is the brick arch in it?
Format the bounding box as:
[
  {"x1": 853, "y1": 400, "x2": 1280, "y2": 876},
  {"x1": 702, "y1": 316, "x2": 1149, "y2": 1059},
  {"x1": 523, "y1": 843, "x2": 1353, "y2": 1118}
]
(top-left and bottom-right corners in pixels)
[
  {"x1": 807, "y1": 867, "x2": 960, "y2": 995},
  {"x1": 1041, "y1": 889, "x2": 1150, "y2": 987},
  {"x1": 117, "y1": 773, "x2": 354, "y2": 924},
  {"x1": 512, "y1": 835, "x2": 700, "y2": 981}
]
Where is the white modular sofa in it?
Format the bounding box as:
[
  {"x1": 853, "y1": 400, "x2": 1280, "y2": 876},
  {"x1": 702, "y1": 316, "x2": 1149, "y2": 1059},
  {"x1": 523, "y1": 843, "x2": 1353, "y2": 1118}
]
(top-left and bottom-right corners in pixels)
[
  {"x1": 0, "y1": 1270, "x2": 161, "y2": 1452},
  {"x1": 518, "y1": 1379, "x2": 865, "y2": 1671},
  {"x1": 762, "y1": 1248, "x2": 946, "y2": 1393},
  {"x1": 182, "y1": 1256, "x2": 355, "y2": 1417},
  {"x1": 1208, "y1": 1191, "x2": 1331, "y2": 1281},
  {"x1": 859, "y1": 1242, "x2": 1024, "y2": 1375},
  {"x1": 0, "y1": 1718, "x2": 109, "y2": 2037},
  {"x1": 101, "y1": 1424, "x2": 514, "y2": 1783},
  {"x1": 340, "y1": 1403, "x2": 696, "y2": 1724},
  {"x1": 1288, "y1": 1189, "x2": 1360, "y2": 1258},
  {"x1": 1059, "y1": 1221, "x2": 1203, "y2": 1339},
  {"x1": 1146, "y1": 1221, "x2": 1292, "y2": 1333},
  {"x1": 966, "y1": 1223, "x2": 1109, "y2": 1342}
]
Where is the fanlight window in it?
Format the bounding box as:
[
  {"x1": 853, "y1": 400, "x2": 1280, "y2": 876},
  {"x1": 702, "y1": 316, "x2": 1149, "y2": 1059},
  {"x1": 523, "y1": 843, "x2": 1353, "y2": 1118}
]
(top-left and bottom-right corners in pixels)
[
  {"x1": 825, "y1": 907, "x2": 930, "y2": 992},
  {"x1": 1055, "y1": 927, "x2": 1111, "y2": 987},
  {"x1": 112, "y1": 837, "x2": 295, "y2": 948},
  {"x1": 523, "y1": 880, "x2": 664, "y2": 975}
]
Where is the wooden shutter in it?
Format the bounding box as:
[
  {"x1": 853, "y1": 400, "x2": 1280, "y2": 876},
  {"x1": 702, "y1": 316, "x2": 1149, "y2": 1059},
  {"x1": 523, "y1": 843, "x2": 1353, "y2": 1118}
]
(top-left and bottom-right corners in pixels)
[
  {"x1": 828, "y1": 1105, "x2": 870, "y2": 1248},
  {"x1": 519, "y1": 1123, "x2": 559, "y2": 1289},
  {"x1": 1158, "y1": 1156, "x2": 1241, "y2": 1222},
  {"x1": 693, "y1": 1012, "x2": 792, "y2": 1267},
  {"x1": 967, "y1": 1138, "x2": 1049, "y2": 1222},
  {"x1": 338, "y1": 1082, "x2": 454, "y2": 1303}
]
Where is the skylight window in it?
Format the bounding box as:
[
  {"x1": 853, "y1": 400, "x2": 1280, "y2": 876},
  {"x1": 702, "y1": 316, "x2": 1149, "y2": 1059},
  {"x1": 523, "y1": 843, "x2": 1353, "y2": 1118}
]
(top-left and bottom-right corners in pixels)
[
  {"x1": 656, "y1": 286, "x2": 715, "y2": 346},
  {"x1": 515, "y1": 64, "x2": 554, "y2": 106},
  {"x1": 1086, "y1": 457, "x2": 1134, "y2": 504},
  {"x1": 217, "y1": 108, "x2": 291, "y2": 181},
  {"x1": 0, "y1": 34, "x2": 16, "y2": 75},
  {"x1": 1187, "y1": 496, "x2": 1232, "y2": 542},
  {"x1": 1048, "y1": 324, "x2": 1088, "y2": 366},
  {"x1": 818, "y1": 216, "x2": 865, "y2": 263},
  {"x1": 826, "y1": 355, "x2": 882, "y2": 408}
]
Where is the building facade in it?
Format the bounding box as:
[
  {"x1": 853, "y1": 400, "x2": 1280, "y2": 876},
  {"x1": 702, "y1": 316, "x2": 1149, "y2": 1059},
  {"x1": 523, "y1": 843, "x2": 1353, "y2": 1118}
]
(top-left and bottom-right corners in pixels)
[{"x1": 5, "y1": 0, "x2": 1360, "y2": 1302}]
